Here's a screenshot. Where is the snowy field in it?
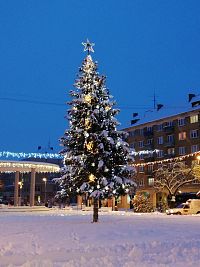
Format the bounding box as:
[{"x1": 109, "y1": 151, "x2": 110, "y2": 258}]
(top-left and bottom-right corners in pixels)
[{"x1": 0, "y1": 209, "x2": 199, "y2": 267}]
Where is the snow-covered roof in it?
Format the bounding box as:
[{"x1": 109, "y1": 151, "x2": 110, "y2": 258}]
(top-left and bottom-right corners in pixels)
[{"x1": 123, "y1": 104, "x2": 200, "y2": 130}]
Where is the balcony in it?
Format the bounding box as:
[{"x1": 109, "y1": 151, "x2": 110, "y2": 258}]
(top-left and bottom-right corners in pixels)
[
  {"x1": 163, "y1": 126, "x2": 175, "y2": 133},
  {"x1": 144, "y1": 143, "x2": 154, "y2": 150},
  {"x1": 164, "y1": 153, "x2": 176, "y2": 159},
  {"x1": 143, "y1": 130, "x2": 154, "y2": 137},
  {"x1": 144, "y1": 156, "x2": 155, "y2": 163},
  {"x1": 164, "y1": 141, "x2": 175, "y2": 148}
]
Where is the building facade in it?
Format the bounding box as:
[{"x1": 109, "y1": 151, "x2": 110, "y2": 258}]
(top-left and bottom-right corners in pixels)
[{"x1": 124, "y1": 108, "x2": 200, "y2": 208}]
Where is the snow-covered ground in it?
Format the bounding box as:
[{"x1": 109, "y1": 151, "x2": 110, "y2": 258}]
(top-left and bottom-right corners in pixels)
[{"x1": 0, "y1": 209, "x2": 199, "y2": 267}]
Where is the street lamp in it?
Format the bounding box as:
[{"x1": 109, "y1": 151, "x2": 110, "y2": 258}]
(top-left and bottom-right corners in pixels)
[
  {"x1": 18, "y1": 181, "x2": 23, "y2": 206},
  {"x1": 42, "y1": 178, "x2": 47, "y2": 204}
]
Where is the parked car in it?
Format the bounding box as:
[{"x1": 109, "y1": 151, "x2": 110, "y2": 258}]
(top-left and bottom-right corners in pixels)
[
  {"x1": 166, "y1": 199, "x2": 200, "y2": 215},
  {"x1": 166, "y1": 203, "x2": 185, "y2": 215}
]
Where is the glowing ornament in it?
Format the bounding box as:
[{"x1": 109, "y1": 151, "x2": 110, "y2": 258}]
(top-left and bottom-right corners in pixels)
[
  {"x1": 104, "y1": 167, "x2": 109, "y2": 172},
  {"x1": 105, "y1": 106, "x2": 111, "y2": 111},
  {"x1": 84, "y1": 94, "x2": 92, "y2": 103},
  {"x1": 84, "y1": 132, "x2": 89, "y2": 137},
  {"x1": 85, "y1": 118, "x2": 91, "y2": 129},
  {"x1": 89, "y1": 174, "x2": 95, "y2": 182},
  {"x1": 86, "y1": 141, "x2": 93, "y2": 151}
]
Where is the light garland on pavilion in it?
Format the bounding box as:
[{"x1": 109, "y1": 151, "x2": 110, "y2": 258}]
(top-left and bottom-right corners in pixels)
[
  {"x1": 0, "y1": 151, "x2": 62, "y2": 159},
  {"x1": 0, "y1": 161, "x2": 60, "y2": 173},
  {"x1": 132, "y1": 151, "x2": 200, "y2": 167}
]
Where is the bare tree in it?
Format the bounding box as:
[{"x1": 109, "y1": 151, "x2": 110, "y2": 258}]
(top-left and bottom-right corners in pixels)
[
  {"x1": 193, "y1": 164, "x2": 200, "y2": 181},
  {"x1": 153, "y1": 160, "x2": 198, "y2": 199}
]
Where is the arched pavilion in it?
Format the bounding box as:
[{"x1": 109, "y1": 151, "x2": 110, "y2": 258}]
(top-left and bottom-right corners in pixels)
[{"x1": 0, "y1": 160, "x2": 60, "y2": 206}]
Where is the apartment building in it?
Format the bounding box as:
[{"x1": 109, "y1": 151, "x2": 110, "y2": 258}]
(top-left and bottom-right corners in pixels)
[{"x1": 124, "y1": 108, "x2": 200, "y2": 208}]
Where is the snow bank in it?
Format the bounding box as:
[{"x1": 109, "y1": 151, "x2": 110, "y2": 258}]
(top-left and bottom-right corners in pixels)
[{"x1": 0, "y1": 210, "x2": 199, "y2": 266}]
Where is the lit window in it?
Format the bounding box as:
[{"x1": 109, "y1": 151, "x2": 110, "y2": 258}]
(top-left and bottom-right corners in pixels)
[
  {"x1": 178, "y1": 118, "x2": 185, "y2": 126},
  {"x1": 167, "y1": 148, "x2": 175, "y2": 155},
  {"x1": 191, "y1": 145, "x2": 199, "y2": 153},
  {"x1": 179, "y1": 147, "x2": 186, "y2": 155},
  {"x1": 190, "y1": 115, "x2": 198, "y2": 123},
  {"x1": 157, "y1": 136, "x2": 163, "y2": 145},
  {"x1": 179, "y1": 132, "x2": 186, "y2": 140},
  {"x1": 148, "y1": 178, "x2": 154, "y2": 186},
  {"x1": 190, "y1": 129, "x2": 199, "y2": 139}
]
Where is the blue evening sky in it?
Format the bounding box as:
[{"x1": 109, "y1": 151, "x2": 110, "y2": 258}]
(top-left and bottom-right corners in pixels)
[{"x1": 0, "y1": 0, "x2": 200, "y2": 153}]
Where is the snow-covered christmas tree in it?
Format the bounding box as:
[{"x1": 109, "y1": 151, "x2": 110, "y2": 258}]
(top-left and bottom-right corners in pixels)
[{"x1": 57, "y1": 39, "x2": 136, "y2": 222}]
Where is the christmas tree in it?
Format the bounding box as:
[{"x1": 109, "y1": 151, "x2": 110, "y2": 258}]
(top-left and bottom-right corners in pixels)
[{"x1": 57, "y1": 39, "x2": 136, "y2": 222}]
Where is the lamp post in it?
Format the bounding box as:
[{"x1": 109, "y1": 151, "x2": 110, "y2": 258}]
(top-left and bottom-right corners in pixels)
[
  {"x1": 18, "y1": 181, "x2": 23, "y2": 206},
  {"x1": 42, "y1": 178, "x2": 47, "y2": 204}
]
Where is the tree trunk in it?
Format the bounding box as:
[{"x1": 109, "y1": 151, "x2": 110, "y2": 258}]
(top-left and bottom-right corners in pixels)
[{"x1": 93, "y1": 198, "x2": 99, "y2": 223}]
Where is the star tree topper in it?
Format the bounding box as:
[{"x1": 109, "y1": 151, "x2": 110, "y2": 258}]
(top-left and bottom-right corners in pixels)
[{"x1": 82, "y1": 39, "x2": 95, "y2": 54}]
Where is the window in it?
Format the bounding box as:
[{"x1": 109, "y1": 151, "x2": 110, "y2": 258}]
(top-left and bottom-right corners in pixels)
[
  {"x1": 147, "y1": 165, "x2": 153, "y2": 173},
  {"x1": 138, "y1": 165, "x2": 144, "y2": 173},
  {"x1": 157, "y1": 136, "x2": 163, "y2": 145},
  {"x1": 157, "y1": 150, "x2": 163, "y2": 158},
  {"x1": 179, "y1": 147, "x2": 186, "y2": 155},
  {"x1": 167, "y1": 148, "x2": 175, "y2": 155},
  {"x1": 168, "y1": 163, "x2": 173, "y2": 168},
  {"x1": 179, "y1": 132, "x2": 186, "y2": 140},
  {"x1": 157, "y1": 124, "x2": 163, "y2": 131},
  {"x1": 166, "y1": 121, "x2": 173, "y2": 127},
  {"x1": 190, "y1": 129, "x2": 199, "y2": 139},
  {"x1": 129, "y1": 131, "x2": 135, "y2": 137},
  {"x1": 147, "y1": 139, "x2": 153, "y2": 145},
  {"x1": 139, "y1": 128, "x2": 144, "y2": 136},
  {"x1": 167, "y1": 135, "x2": 174, "y2": 142},
  {"x1": 147, "y1": 126, "x2": 153, "y2": 132},
  {"x1": 178, "y1": 118, "x2": 185, "y2": 126},
  {"x1": 139, "y1": 179, "x2": 144, "y2": 187},
  {"x1": 139, "y1": 140, "x2": 144, "y2": 148},
  {"x1": 130, "y1": 143, "x2": 135, "y2": 149},
  {"x1": 191, "y1": 145, "x2": 199, "y2": 153},
  {"x1": 190, "y1": 115, "x2": 198, "y2": 123},
  {"x1": 139, "y1": 154, "x2": 144, "y2": 160},
  {"x1": 148, "y1": 178, "x2": 154, "y2": 186}
]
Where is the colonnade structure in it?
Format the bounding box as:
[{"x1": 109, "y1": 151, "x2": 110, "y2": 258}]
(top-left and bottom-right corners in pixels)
[{"x1": 0, "y1": 160, "x2": 60, "y2": 206}]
